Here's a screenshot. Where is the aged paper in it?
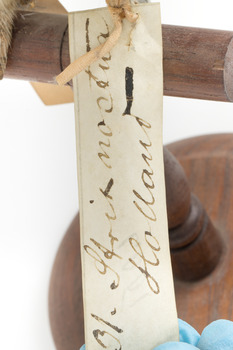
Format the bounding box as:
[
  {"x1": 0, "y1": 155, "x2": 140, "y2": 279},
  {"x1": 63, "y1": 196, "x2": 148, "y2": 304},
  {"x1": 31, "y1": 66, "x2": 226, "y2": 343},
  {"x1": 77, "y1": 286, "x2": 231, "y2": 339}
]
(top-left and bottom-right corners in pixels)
[{"x1": 70, "y1": 3, "x2": 179, "y2": 349}]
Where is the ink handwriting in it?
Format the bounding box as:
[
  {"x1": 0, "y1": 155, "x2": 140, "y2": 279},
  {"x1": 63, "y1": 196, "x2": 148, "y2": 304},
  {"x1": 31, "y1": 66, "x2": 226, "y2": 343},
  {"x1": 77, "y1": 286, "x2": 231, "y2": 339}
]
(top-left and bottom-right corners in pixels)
[
  {"x1": 123, "y1": 67, "x2": 160, "y2": 294},
  {"x1": 92, "y1": 313, "x2": 123, "y2": 349},
  {"x1": 85, "y1": 18, "x2": 113, "y2": 169}
]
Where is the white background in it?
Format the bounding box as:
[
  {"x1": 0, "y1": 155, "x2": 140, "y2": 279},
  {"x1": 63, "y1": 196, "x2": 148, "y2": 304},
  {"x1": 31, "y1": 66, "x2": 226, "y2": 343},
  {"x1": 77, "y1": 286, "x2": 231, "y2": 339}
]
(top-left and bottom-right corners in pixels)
[{"x1": 1, "y1": 1, "x2": 233, "y2": 349}]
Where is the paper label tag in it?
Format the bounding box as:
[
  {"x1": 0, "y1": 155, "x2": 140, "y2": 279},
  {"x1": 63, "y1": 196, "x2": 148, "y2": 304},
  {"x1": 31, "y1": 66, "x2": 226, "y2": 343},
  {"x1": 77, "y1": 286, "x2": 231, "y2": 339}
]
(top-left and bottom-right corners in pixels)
[{"x1": 70, "y1": 3, "x2": 179, "y2": 349}]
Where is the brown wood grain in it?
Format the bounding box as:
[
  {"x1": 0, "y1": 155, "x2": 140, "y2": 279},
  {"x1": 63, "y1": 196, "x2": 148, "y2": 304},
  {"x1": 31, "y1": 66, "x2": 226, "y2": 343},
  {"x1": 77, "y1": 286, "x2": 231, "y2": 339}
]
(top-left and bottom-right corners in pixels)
[
  {"x1": 6, "y1": 12, "x2": 68, "y2": 84},
  {"x1": 49, "y1": 136, "x2": 231, "y2": 349},
  {"x1": 165, "y1": 148, "x2": 222, "y2": 282},
  {"x1": 163, "y1": 25, "x2": 233, "y2": 101},
  {"x1": 49, "y1": 216, "x2": 84, "y2": 349},
  {"x1": 5, "y1": 12, "x2": 233, "y2": 101},
  {"x1": 167, "y1": 133, "x2": 233, "y2": 333}
]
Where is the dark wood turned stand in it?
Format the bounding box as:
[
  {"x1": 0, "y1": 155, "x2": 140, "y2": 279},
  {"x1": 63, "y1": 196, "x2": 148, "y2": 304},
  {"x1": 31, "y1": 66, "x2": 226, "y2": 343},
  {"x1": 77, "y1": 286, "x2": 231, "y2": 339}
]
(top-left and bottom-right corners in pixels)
[
  {"x1": 5, "y1": 8, "x2": 233, "y2": 350},
  {"x1": 49, "y1": 134, "x2": 233, "y2": 350}
]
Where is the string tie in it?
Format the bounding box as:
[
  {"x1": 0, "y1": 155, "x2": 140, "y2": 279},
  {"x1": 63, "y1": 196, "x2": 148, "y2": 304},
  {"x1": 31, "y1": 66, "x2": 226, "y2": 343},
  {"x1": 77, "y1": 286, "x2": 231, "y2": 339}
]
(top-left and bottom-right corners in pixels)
[{"x1": 56, "y1": 0, "x2": 138, "y2": 86}]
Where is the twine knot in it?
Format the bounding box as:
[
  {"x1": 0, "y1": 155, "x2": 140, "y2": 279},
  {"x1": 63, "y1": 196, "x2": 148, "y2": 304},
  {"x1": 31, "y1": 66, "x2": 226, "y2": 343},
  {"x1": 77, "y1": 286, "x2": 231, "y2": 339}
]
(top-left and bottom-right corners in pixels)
[
  {"x1": 56, "y1": 0, "x2": 138, "y2": 86},
  {"x1": 107, "y1": 0, "x2": 139, "y2": 22}
]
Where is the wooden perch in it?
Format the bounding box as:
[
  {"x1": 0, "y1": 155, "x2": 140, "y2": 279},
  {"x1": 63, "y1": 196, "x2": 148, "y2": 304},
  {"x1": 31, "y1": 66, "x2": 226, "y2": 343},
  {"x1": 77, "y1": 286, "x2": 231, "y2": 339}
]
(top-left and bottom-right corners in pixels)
[{"x1": 5, "y1": 11, "x2": 233, "y2": 102}]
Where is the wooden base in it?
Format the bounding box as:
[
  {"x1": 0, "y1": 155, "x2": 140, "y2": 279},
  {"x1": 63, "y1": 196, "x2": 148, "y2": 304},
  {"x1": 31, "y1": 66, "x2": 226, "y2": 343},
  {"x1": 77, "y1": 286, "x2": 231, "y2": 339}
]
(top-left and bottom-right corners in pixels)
[
  {"x1": 49, "y1": 134, "x2": 233, "y2": 350},
  {"x1": 167, "y1": 133, "x2": 233, "y2": 333}
]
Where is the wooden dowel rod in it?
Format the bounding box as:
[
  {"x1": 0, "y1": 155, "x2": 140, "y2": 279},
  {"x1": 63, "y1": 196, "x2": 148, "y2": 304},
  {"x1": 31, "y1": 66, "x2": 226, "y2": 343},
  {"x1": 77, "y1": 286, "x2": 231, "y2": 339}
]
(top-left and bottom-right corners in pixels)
[
  {"x1": 163, "y1": 25, "x2": 233, "y2": 102},
  {"x1": 5, "y1": 12, "x2": 233, "y2": 102}
]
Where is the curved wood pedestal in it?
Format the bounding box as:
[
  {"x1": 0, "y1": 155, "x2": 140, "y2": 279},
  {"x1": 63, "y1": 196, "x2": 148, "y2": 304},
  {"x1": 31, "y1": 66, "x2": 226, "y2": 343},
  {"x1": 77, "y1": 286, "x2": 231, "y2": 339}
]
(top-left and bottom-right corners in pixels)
[{"x1": 49, "y1": 134, "x2": 233, "y2": 350}]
